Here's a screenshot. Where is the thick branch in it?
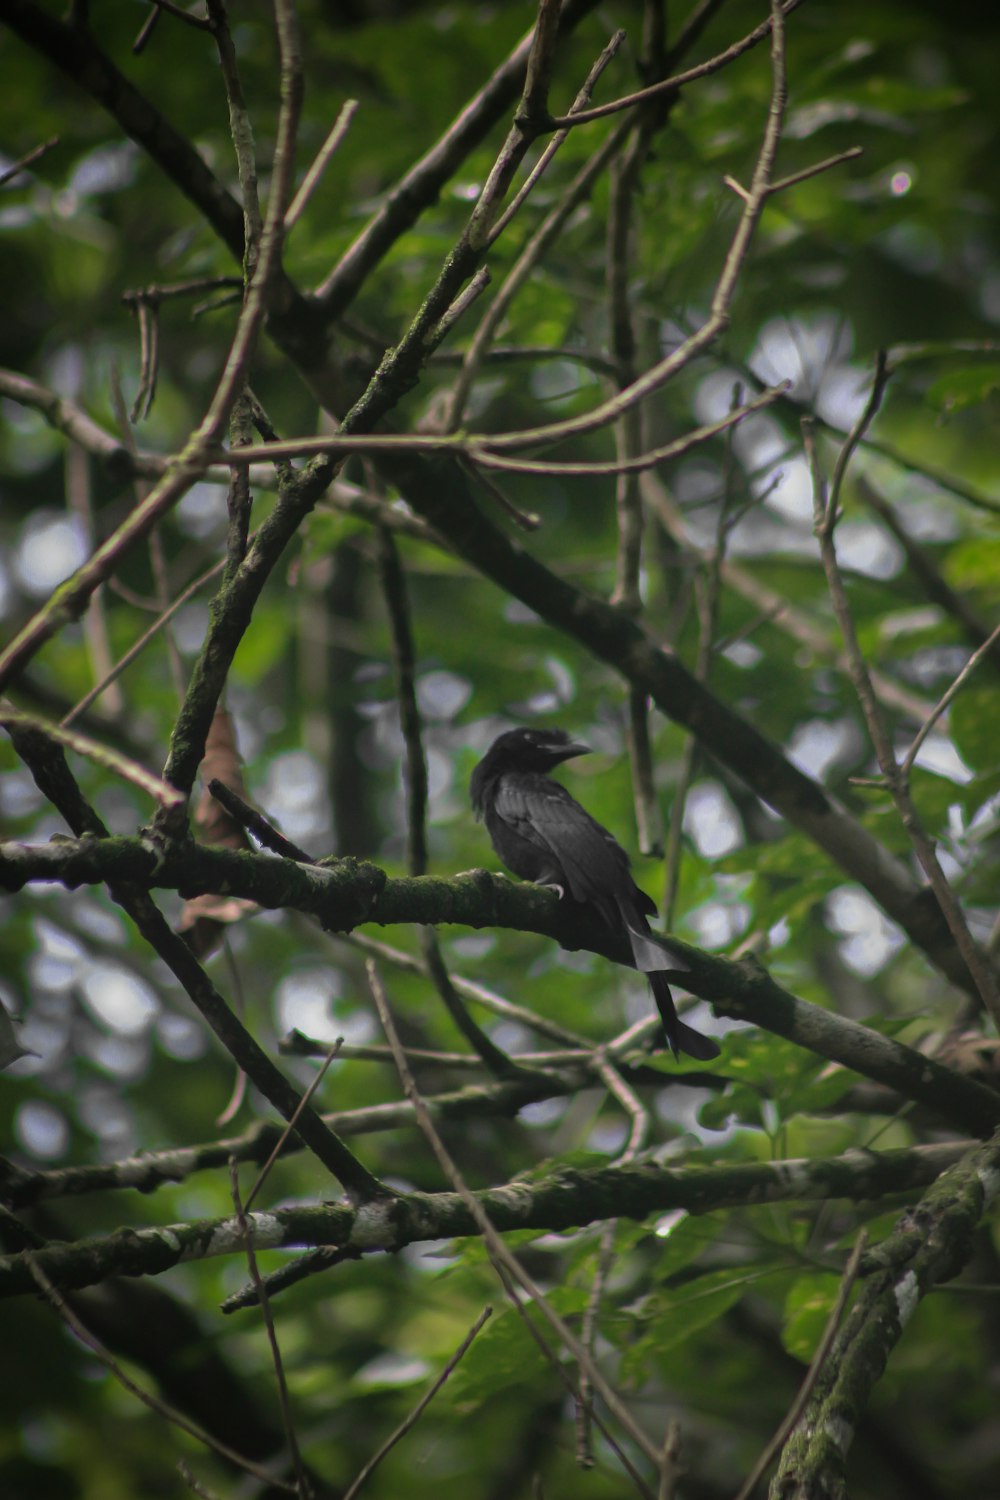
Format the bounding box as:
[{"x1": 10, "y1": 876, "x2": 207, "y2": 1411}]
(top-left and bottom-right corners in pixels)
[
  {"x1": 0, "y1": 0, "x2": 245, "y2": 258},
  {"x1": 772, "y1": 1129, "x2": 1000, "y2": 1499},
  {"x1": 377, "y1": 455, "x2": 976, "y2": 998},
  {"x1": 0, "y1": 1072, "x2": 590, "y2": 1208},
  {"x1": 0, "y1": 1143, "x2": 969, "y2": 1301},
  {"x1": 3, "y1": 730, "x2": 389, "y2": 1205},
  {"x1": 314, "y1": 0, "x2": 603, "y2": 314},
  {"x1": 4, "y1": 835, "x2": 1000, "y2": 1136}
]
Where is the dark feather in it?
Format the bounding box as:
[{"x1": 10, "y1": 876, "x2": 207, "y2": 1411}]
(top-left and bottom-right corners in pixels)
[{"x1": 470, "y1": 727, "x2": 719, "y2": 1061}]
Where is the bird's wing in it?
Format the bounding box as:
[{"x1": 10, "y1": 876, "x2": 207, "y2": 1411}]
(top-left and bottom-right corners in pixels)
[
  {"x1": 492, "y1": 774, "x2": 633, "y2": 912},
  {"x1": 492, "y1": 773, "x2": 689, "y2": 976}
]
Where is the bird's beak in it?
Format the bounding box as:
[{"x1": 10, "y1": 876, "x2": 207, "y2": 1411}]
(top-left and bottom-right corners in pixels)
[{"x1": 553, "y1": 740, "x2": 590, "y2": 764}]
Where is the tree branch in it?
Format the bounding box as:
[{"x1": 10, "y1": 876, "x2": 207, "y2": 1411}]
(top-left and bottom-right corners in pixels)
[
  {"x1": 0, "y1": 1143, "x2": 971, "y2": 1301},
  {"x1": 773, "y1": 1129, "x2": 1000, "y2": 1498},
  {"x1": 4, "y1": 727, "x2": 390, "y2": 1204},
  {"x1": 4, "y1": 834, "x2": 1000, "y2": 1135}
]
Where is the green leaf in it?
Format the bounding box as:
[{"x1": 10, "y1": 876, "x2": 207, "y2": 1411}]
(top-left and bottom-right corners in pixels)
[
  {"x1": 926, "y1": 366, "x2": 1000, "y2": 415},
  {"x1": 781, "y1": 1272, "x2": 842, "y2": 1361},
  {"x1": 445, "y1": 1286, "x2": 589, "y2": 1410},
  {"x1": 616, "y1": 1268, "x2": 752, "y2": 1378},
  {"x1": 951, "y1": 686, "x2": 1000, "y2": 774}
]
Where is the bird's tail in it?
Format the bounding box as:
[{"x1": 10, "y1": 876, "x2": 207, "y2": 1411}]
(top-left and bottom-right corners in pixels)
[
  {"x1": 649, "y1": 972, "x2": 721, "y2": 1061},
  {"x1": 626, "y1": 923, "x2": 691, "y2": 975},
  {"x1": 617, "y1": 900, "x2": 691, "y2": 975}
]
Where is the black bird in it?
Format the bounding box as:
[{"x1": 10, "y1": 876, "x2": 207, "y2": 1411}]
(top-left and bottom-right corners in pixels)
[{"x1": 471, "y1": 726, "x2": 720, "y2": 1061}]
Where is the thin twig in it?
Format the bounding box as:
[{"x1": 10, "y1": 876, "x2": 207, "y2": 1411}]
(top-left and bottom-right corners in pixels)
[
  {"x1": 224, "y1": 390, "x2": 254, "y2": 576},
  {"x1": 208, "y1": 778, "x2": 315, "y2": 862},
  {"x1": 365, "y1": 958, "x2": 663, "y2": 1484},
  {"x1": 314, "y1": 10, "x2": 558, "y2": 310},
  {"x1": 605, "y1": 6, "x2": 671, "y2": 854},
  {"x1": 65, "y1": 441, "x2": 123, "y2": 716},
  {"x1": 575, "y1": 1047, "x2": 650, "y2": 1466},
  {"x1": 26, "y1": 1255, "x2": 296, "y2": 1491},
  {"x1": 642, "y1": 466, "x2": 932, "y2": 726},
  {"x1": 341, "y1": 1306, "x2": 493, "y2": 1500},
  {"x1": 229, "y1": 1162, "x2": 309, "y2": 1497},
  {"x1": 60, "y1": 556, "x2": 227, "y2": 728},
  {"x1": 546, "y1": 0, "x2": 804, "y2": 129},
  {"x1": 130, "y1": 299, "x2": 159, "y2": 422},
  {"x1": 207, "y1": 0, "x2": 263, "y2": 273},
  {"x1": 376, "y1": 524, "x2": 428, "y2": 874},
  {"x1": 244, "y1": 1038, "x2": 344, "y2": 1211},
  {"x1": 0, "y1": 365, "x2": 273, "y2": 487},
  {"x1": 663, "y1": 386, "x2": 744, "y2": 924},
  {"x1": 285, "y1": 98, "x2": 358, "y2": 231},
  {"x1": 176, "y1": 1460, "x2": 223, "y2": 1500},
  {"x1": 377, "y1": 522, "x2": 522, "y2": 1076},
  {"x1": 464, "y1": 0, "x2": 563, "y2": 251},
  {"x1": 445, "y1": 118, "x2": 630, "y2": 430},
  {"x1": 285, "y1": 1033, "x2": 593, "y2": 1069},
  {"x1": 143, "y1": 0, "x2": 211, "y2": 32},
  {"x1": 768, "y1": 144, "x2": 863, "y2": 193},
  {"x1": 121, "y1": 276, "x2": 243, "y2": 310},
  {"x1": 901, "y1": 619, "x2": 1000, "y2": 778},
  {"x1": 419, "y1": 929, "x2": 525, "y2": 1079},
  {"x1": 215, "y1": 937, "x2": 248, "y2": 1127},
  {"x1": 457, "y1": 455, "x2": 541, "y2": 532},
  {"x1": 213, "y1": 381, "x2": 788, "y2": 469},
  {"x1": 627, "y1": 688, "x2": 664, "y2": 857},
  {"x1": 2, "y1": 709, "x2": 185, "y2": 808},
  {"x1": 826, "y1": 349, "x2": 890, "y2": 527},
  {"x1": 606, "y1": 0, "x2": 671, "y2": 620},
  {"x1": 485, "y1": 28, "x2": 626, "y2": 246},
  {"x1": 131, "y1": 5, "x2": 161, "y2": 56},
  {"x1": 343, "y1": 931, "x2": 591, "y2": 1048},
  {"x1": 0, "y1": 134, "x2": 59, "y2": 189},
  {"x1": 806, "y1": 371, "x2": 1000, "y2": 1025},
  {"x1": 426, "y1": 266, "x2": 491, "y2": 350},
  {"x1": 732, "y1": 1229, "x2": 869, "y2": 1500},
  {"x1": 607, "y1": 142, "x2": 645, "y2": 611},
  {"x1": 108, "y1": 363, "x2": 186, "y2": 705}
]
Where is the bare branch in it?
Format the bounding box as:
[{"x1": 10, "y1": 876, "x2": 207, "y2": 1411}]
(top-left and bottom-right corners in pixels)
[
  {"x1": 1, "y1": 709, "x2": 185, "y2": 808},
  {"x1": 229, "y1": 1161, "x2": 309, "y2": 1496},
  {"x1": 484, "y1": 28, "x2": 625, "y2": 248},
  {"x1": 0, "y1": 0, "x2": 302, "y2": 697},
  {"x1": 806, "y1": 378, "x2": 1000, "y2": 1026},
  {"x1": 547, "y1": 0, "x2": 803, "y2": 130},
  {"x1": 285, "y1": 97, "x2": 358, "y2": 233},
  {"x1": 341, "y1": 1306, "x2": 494, "y2": 1500},
  {"x1": 858, "y1": 475, "x2": 1000, "y2": 675},
  {"x1": 768, "y1": 143, "x2": 863, "y2": 193},
  {"x1": 26, "y1": 1256, "x2": 296, "y2": 1490},
  {"x1": 0, "y1": 133, "x2": 58, "y2": 188},
  {"x1": 244, "y1": 1039, "x2": 344, "y2": 1212},
  {"x1": 365, "y1": 957, "x2": 664, "y2": 1480},
  {"x1": 315, "y1": 0, "x2": 606, "y2": 312},
  {"x1": 901, "y1": 619, "x2": 1000, "y2": 778},
  {"x1": 734, "y1": 1229, "x2": 868, "y2": 1500},
  {"x1": 142, "y1": 0, "x2": 210, "y2": 33}
]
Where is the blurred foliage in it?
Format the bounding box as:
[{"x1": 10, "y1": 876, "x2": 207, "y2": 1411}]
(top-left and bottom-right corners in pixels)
[{"x1": 2, "y1": 2, "x2": 1000, "y2": 1498}]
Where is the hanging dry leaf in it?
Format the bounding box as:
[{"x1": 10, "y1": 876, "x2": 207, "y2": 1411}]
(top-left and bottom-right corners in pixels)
[{"x1": 177, "y1": 707, "x2": 259, "y2": 956}]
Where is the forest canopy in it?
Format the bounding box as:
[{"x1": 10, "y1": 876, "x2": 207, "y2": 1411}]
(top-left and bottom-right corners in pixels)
[{"x1": 1, "y1": 2, "x2": 1000, "y2": 1498}]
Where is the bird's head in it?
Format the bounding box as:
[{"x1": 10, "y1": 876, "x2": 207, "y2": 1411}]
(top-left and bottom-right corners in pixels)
[{"x1": 471, "y1": 727, "x2": 590, "y2": 811}]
